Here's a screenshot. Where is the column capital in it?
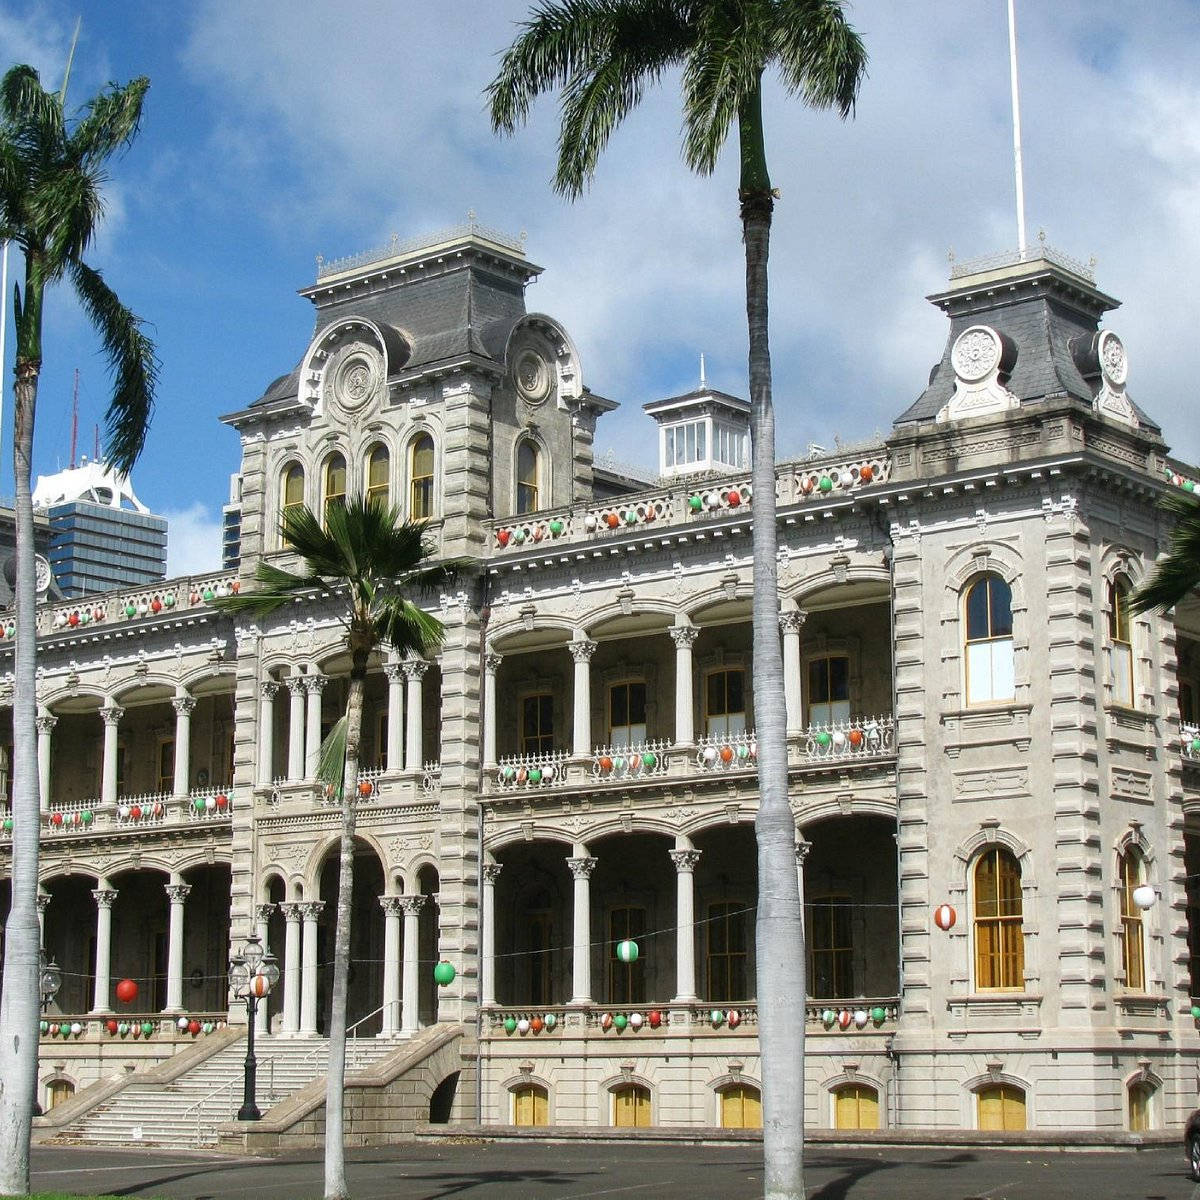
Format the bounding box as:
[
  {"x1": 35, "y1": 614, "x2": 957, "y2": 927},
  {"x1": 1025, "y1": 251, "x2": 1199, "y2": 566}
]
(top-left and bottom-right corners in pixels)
[
  {"x1": 567, "y1": 855, "x2": 598, "y2": 880},
  {"x1": 669, "y1": 848, "x2": 702, "y2": 873},
  {"x1": 482, "y1": 863, "x2": 504, "y2": 885},
  {"x1": 379, "y1": 895, "x2": 406, "y2": 918},
  {"x1": 35, "y1": 713, "x2": 58, "y2": 735},
  {"x1": 484, "y1": 651, "x2": 504, "y2": 674},
  {"x1": 403, "y1": 659, "x2": 431, "y2": 682},
  {"x1": 35, "y1": 892, "x2": 51, "y2": 914},
  {"x1": 795, "y1": 839, "x2": 812, "y2": 865},
  {"x1": 260, "y1": 680, "x2": 280, "y2": 701},
  {"x1": 384, "y1": 662, "x2": 405, "y2": 685},
  {"x1": 298, "y1": 900, "x2": 326, "y2": 921},
  {"x1": 304, "y1": 673, "x2": 328, "y2": 695},
  {"x1": 779, "y1": 608, "x2": 808, "y2": 635},
  {"x1": 398, "y1": 894, "x2": 428, "y2": 917},
  {"x1": 279, "y1": 901, "x2": 303, "y2": 922},
  {"x1": 172, "y1": 695, "x2": 197, "y2": 717},
  {"x1": 100, "y1": 704, "x2": 124, "y2": 727},
  {"x1": 165, "y1": 882, "x2": 192, "y2": 905},
  {"x1": 669, "y1": 625, "x2": 699, "y2": 650},
  {"x1": 286, "y1": 675, "x2": 307, "y2": 697},
  {"x1": 569, "y1": 639, "x2": 597, "y2": 664},
  {"x1": 92, "y1": 888, "x2": 117, "y2": 909},
  {"x1": 254, "y1": 902, "x2": 277, "y2": 923}
]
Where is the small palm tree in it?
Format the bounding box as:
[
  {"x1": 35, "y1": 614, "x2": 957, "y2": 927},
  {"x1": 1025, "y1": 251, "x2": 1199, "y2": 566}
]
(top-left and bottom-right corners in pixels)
[
  {"x1": 1130, "y1": 490, "x2": 1200, "y2": 615},
  {"x1": 0, "y1": 62, "x2": 157, "y2": 1193},
  {"x1": 489, "y1": 5, "x2": 866, "y2": 1195},
  {"x1": 216, "y1": 496, "x2": 457, "y2": 1200}
]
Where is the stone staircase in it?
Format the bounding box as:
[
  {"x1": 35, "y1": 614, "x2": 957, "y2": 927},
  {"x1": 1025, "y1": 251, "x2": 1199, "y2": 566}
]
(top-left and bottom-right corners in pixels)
[{"x1": 52, "y1": 1034, "x2": 404, "y2": 1148}]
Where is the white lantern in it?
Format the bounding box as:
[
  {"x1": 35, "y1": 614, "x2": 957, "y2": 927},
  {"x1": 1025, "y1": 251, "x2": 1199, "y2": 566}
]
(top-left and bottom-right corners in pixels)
[
  {"x1": 1132, "y1": 884, "x2": 1157, "y2": 911},
  {"x1": 853, "y1": 1009, "x2": 869, "y2": 1028},
  {"x1": 516, "y1": 1018, "x2": 531, "y2": 1034},
  {"x1": 176, "y1": 1016, "x2": 190, "y2": 1031}
]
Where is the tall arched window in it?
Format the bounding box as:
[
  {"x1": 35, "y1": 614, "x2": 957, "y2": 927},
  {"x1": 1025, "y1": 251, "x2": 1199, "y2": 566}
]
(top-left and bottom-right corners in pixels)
[
  {"x1": 1120, "y1": 848, "x2": 1146, "y2": 991},
  {"x1": 280, "y1": 462, "x2": 305, "y2": 545},
  {"x1": 410, "y1": 434, "x2": 434, "y2": 519},
  {"x1": 516, "y1": 439, "x2": 541, "y2": 514},
  {"x1": 1108, "y1": 577, "x2": 1135, "y2": 707},
  {"x1": 964, "y1": 573, "x2": 1014, "y2": 705},
  {"x1": 974, "y1": 847, "x2": 1024, "y2": 990},
  {"x1": 323, "y1": 452, "x2": 346, "y2": 526},
  {"x1": 365, "y1": 444, "x2": 390, "y2": 508},
  {"x1": 1128, "y1": 1081, "x2": 1154, "y2": 1131}
]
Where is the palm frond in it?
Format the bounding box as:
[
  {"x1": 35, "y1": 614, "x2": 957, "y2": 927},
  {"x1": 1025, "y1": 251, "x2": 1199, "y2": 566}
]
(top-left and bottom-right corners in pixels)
[
  {"x1": 0, "y1": 66, "x2": 62, "y2": 143},
  {"x1": 315, "y1": 714, "x2": 349, "y2": 797},
  {"x1": 377, "y1": 596, "x2": 448, "y2": 659},
  {"x1": 68, "y1": 259, "x2": 157, "y2": 474},
  {"x1": 1131, "y1": 490, "x2": 1200, "y2": 614},
  {"x1": 33, "y1": 164, "x2": 104, "y2": 271},
  {"x1": 68, "y1": 77, "x2": 149, "y2": 167},
  {"x1": 211, "y1": 559, "x2": 317, "y2": 619},
  {"x1": 772, "y1": 0, "x2": 868, "y2": 118}
]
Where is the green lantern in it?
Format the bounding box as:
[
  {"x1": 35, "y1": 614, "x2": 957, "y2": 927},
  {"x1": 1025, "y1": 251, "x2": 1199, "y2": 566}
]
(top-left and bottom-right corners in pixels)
[
  {"x1": 81, "y1": 809, "x2": 94, "y2": 825},
  {"x1": 194, "y1": 797, "x2": 207, "y2": 813},
  {"x1": 688, "y1": 494, "x2": 703, "y2": 511},
  {"x1": 818, "y1": 475, "x2": 833, "y2": 493},
  {"x1": 1191, "y1": 738, "x2": 1200, "y2": 754},
  {"x1": 641, "y1": 752, "x2": 656, "y2": 769},
  {"x1": 39, "y1": 1020, "x2": 48, "y2": 1035},
  {"x1": 613, "y1": 1013, "x2": 628, "y2": 1031},
  {"x1": 202, "y1": 588, "x2": 215, "y2": 602},
  {"x1": 870, "y1": 1005, "x2": 886, "y2": 1024},
  {"x1": 549, "y1": 519, "x2": 564, "y2": 536},
  {"x1": 528, "y1": 768, "x2": 542, "y2": 784},
  {"x1": 616, "y1": 939, "x2": 639, "y2": 964},
  {"x1": 815, "y1": 731, "x2": 832, "y2": 747},
  {"x1": 124, "y1": 603, "x2": 137, "y2": 617},
  {"x1": 504, "y1": 1016, "x2": 518, "y2": 1035},
  {"x1": 821, "y1": 1009, "x2": 836, "y2": 1027},
  {"x1": 433, "y1": 960, "x2": 456, "y2": 987},
  {"x1": 624, "y1": 511, "x2": 637, "y2": 525},
  {"x1": 141, "y1": 1021, "x2": 154, "y2": 1036},
  {"x1": 710, "y1": 1009, "x2": 725, "y2": 1027},
  {"x1": 2, "y1": 818, "x2": 11, "y2": 833},
  {"x1": 1192, "y1": 1005, "x2": 1200, "y2": 1021},
  {"x1": 543, "y1": 1013, "x2": 557, "y2": 1030}
]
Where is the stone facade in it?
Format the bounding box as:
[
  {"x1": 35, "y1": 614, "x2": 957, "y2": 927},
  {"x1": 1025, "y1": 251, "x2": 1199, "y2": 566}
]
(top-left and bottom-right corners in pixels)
[{"x1": 4, "y1": 224, "x2": 1199, "y2": 1136}]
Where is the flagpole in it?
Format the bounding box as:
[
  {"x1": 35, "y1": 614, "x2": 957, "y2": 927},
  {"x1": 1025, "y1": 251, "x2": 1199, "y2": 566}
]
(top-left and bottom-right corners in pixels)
[{"x1": 1007, "y1": 0, "x2": 1028, "y2": 260}]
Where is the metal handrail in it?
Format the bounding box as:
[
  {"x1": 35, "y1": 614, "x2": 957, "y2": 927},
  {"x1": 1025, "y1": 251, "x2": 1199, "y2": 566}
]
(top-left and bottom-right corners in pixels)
[{"x1": 298, "y1": 1001, "x2": 391, "y2": 1072}]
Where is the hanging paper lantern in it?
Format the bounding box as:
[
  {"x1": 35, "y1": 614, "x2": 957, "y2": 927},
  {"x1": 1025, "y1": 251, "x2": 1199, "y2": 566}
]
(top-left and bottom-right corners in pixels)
[
  {"x1": 859, "y1": 463, "x2": 874, "y2": 483},
  {"x1": 1191, "y1": 738, "x2": 1200, "y2": 754},
  {"x1": 647, "y1": 1009, "x2": 662, "y2": 1029},
  {"x1": 528, "y1": 768, "x2": 542, "y2": 784},
  {"x1": 193, "y1": 797, "x2": 207, "y2": 813},
  {"x1": 542, "y1": 764, "x2": 556, "y2": 782},
  {"x1": 1191, "y1": 1006, "x2": 1200, "y2": 1021},
  {"x1": 516, "y1": 1018, "x2": 530, "y2": 1034},
  {"x1": 188, "y1": 1019, "x2": 201, "y2": 1035},
  {"x1": 735, "y1": 744, "x2": 749, "y2": 760},
  {"x1": 1131, "y1": 885, "x2": 1157, "y2": 911},
  {"x1": 49, "y1": 1023, "x2": 60, "y2": 1037},
  {"x1": 68, "y1": 612, "x2": 80, "y2": 627},
  {"x1": 78, "y1": 610, "x2": 90, "y2": 624},
  {"x1": 600, "y1": 1012, "x2": 613, "y2": 1031},
  {"x1": 49, "y1": 812, "x2": 63, "y2": 827},
  {"x1": 933, "y1": 904, "x2": 957, "y2": 931},
  {"x1": 137, "y1": 603, "x2": 149, "y2": 617},
  {"x1": 513, "y1": 529, "x2": 527, "y2": 545},
  {"x1": 215, "y1": 793, "x2": 230, "y2": 811},
  {"x1": 605, "y1": 513, "x2": 619, "y2": 529},
  {"x1": 848, "y1": 729, "x2": 864, "y2": 747},
  {"x1": 613, "y1": 1013, "x2": 628, "y2": 1031},
  {"x1": 710, "y1": 1009, "x2": 725, "y2": 1027},
  {"x1": 503, "y1": 1016, "x2": 518, "y2": 1035},
  {"x1": 727, "y1": 1010, "x2": 741, "y2": 1029},
  {"x1": 202, "y1": 1021, "x2": 214, "y2": 1034},
  {"x1": 81, "y1": 809, "x2": 93, "y2": 825},
  {"x1": 628, "y1": 755, "x2": 642, "y2": 774},
  {"x1": 837, "y1": 1010, "x2": 852, "y2": 1031},
  {"x1": 105, "y1": 1019, "x2": 118, "y2": 1035},
  {"x1": 643, "y1": 506, "x2": 656, "y2": 522},
  {"x1": 701, "y1": 746, "x2": 718, "y2": 766},
  {"x1": 629, "y1": 1012, "x2": 643, "y2": 1030},
  {"x1": 433, "y1": 960, "x2": 456, "y2": 986},
  {"x1": 118, "y1": 1022, "x2": 129, "y2": 1036},
  {"x1": 642, "y1": 752, "x2": 656, "y2": 769},
  {"x1": 2, "y1": 817, "x2": 11, "y2": 833},
  {"x1": 163, "y1": 594, "x2": 175, "y2": 608},
  {"x1": 124, "y1": 603, "x2": 137, "y2": 618},
  {"x1": 202, "y1": 588, "x2": 215, "y2": 602},
  {"x1": 39, "y1": 1021, "x2": 48, "y2": 1035},
  {"x1": 93, "y1": 608, "x2": 104, "y2": 621},
  {"x1": 870, "y1": 1006, "x2": 886, "y2": 1025},
  {"x1": 688, "y1": 495, "x2": 703, "y2": 512},
  {"x1": 131, "y1": 1026, "x2": 141, "y2": 1039},
  {"x1": 141, "y1": 1021, "x2": 154, "y2": 1036},
  {"x1": 357, "y1": 780, "x2": 373, "y2": 797},
  {"x1": 115, "y1": 978, "x2": 139, "y2": 1004},
  {"x1": 583, "y1": 514, "x2": 598, "y2": 532},
  {"x1": 203, "y1": 796, "x2": 217, "y2": 812},
  {"x1": 118, "y1": 805, "x2": 131, "y2": 820},
  {"x1": 177, "y1": 1016, "x2": 190, "y2": 1032},
  {"x1": 151, "y1": 598, "x2": 162, "y2": 614},
  {"x1": 613, "y1": 756, "x2": 626, "y2": 773},
  {"x1": 249, "y1": 973, "x2": 270, "y2": 999},
  {"x1": 815, "y1": 731, "x2": 832, "y2": 748},
  {"x1": 530, "y1": 1016, "x2": 544, "y2": 1034},
  {"x1": 853, "y1": 1009, "x2": 869, "y2": 1029},
  {"x1": 543, "y1": 1013, "x2": 557, "y2": 1030},
  {"x1": 129, "y1": 805, "x2": 142, "y2": 821},
  {"x1": 727, "y1": 489, "x2": 741, "y2": 508},
  {"x1": 818, "y1": 475, "x2": 834, "y2": 493},
  {"x1": 616, "y1": 940, "x2": 639, "y2": 964},
  {"x1": 832, "y1": 730, "x2": 847, "y2": 749},
  {"x1": 549, "y1": 519, "x2": 564, "y2": 536},
  {"x1": 719, "y1": 745, "x2": 734, "y2": 763},
  {"x1": 622, "y1": 510, "x2": 636, "y2": 526},
  {"x1": 152, "y1": 802, "x2": 164, "y2": 817},
  {"x1": 60, "y1": 1025, "x2": 72, "y2": 1039}
]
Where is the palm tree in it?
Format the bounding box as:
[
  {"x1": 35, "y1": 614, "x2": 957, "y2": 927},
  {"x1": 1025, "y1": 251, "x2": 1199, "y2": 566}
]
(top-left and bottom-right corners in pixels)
[
  {"x1": 489, "y1": 5, "x2": 865, "y2": 1196},
  {"x1": 1130, "y1": 490, "x2": 1200, "y2": 615},
  {"x1": 215, "y1": 496, "x2": 457, "y2": 1200},
  {"x1": 0, "y1": 62, "x2": 156, "y2": 1193}
]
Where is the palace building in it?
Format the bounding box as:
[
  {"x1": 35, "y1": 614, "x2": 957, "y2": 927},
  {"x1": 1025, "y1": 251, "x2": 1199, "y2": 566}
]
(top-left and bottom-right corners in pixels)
[{"x1": 6, "y1": 220, "x2": 1200, "y2": 1145}]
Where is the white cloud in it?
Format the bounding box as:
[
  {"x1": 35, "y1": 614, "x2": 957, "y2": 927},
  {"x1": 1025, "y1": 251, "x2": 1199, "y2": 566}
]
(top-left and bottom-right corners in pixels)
[{"x1": 162, "y1": 503, "x2": 223, "y2": 579}]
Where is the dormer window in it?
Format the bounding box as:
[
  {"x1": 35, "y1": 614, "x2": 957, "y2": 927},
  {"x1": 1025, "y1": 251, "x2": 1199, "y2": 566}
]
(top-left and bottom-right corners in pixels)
[{"x1": 664, "y1": 420, "x2": 707, "y2": 470}]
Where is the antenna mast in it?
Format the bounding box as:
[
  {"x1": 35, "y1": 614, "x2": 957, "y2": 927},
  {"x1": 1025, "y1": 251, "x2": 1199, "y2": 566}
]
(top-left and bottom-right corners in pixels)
[
  {"x1": 1007, "y1": 0, "x2": 1028, "y2": 260},
  {"x1": 69, "y1": 368, "x2": 78, "y2": 467}
]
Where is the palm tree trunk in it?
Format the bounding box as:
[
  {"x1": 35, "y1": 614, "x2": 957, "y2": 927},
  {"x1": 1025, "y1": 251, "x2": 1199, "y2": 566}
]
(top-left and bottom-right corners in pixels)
[
  {"x1": 740, "y1": 82, "x2": 806, "y2": 1200},
  {"x1": 324, "y1": 655, "x2": 365, "y2": 1200}
]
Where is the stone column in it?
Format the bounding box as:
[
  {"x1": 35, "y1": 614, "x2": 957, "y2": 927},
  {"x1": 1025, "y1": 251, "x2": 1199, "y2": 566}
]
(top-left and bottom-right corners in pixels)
[
  {"x1": 299, "y1": 900, "x2": 325, "y2": 1034},
  {"x1": 257, "y1": 682, "x2": 279, "y2": 788},
  {"x1": 379, "y1": 896, "x2": 404, "y2": 1036},
  {"x1": 796, "y1": 838, "x2": 811, "y2": 941},
  {"x1": 304, "y1": 674, "x2": 328, "y2": 779},
  {"x1": 255, "y1": 902, "x2": 276, "y2": 1035},
  {"x1": 670, "y1": 847, "x2": 702, "y2": 1001},
  {"x1": 164, "y1": 876, "x2": 192, "y2": 1012},
  {"x1": 35, "y1": 711, "x2": 56, "y2": 812},
  {"x1": 384, "y1": 662, "x2": 405, "y2": 771},
  {"x1": 483, "y1": 652, "x2": 502, "y2": 769},
  {"x1": 90, "y1": 884, "x2": 117, "y2": 1013},
  {"x1": 399, "y1": 895, "x2": 427, "y2": 1034},
  {"x1": 481, "y1": 863, "x2": 503, "y2": 1006},
  {"x1": 570, "y1": 639, "x2": 597, "y2": 757},
  {"x1": 780, "y1": 608, "x2": 807, "y2": 738},
  {"x1": 567, "y1": 853, "x2": 597, "y2": 1004},
  {"x1": 669, "y1": 625, "x2": 699, "y2": 746},
  {"x1": 403, "y1": 660, "x2": 430, "y2": 772},
  {"x1": 171, "y1": 693, "x2": 196, "y2": 797},
  {"x1": 280, "y1": 902, "x2": 302, "y2": 1034},
  {"x1": 100, "y1": 705, "x2": 124, "y2": 807},
  {"x1": 286, "y1": 677, "x2": 306, "y2": 782}
]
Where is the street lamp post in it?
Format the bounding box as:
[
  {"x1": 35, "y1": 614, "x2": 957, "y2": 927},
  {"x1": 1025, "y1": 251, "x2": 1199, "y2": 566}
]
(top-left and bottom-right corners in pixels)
[
  {"x1": 34, "y1": 949, "x2": 62, "y2": 1115},
  {"x1": 228, "y1": 932, "x2": 280, "y2": 1121}
]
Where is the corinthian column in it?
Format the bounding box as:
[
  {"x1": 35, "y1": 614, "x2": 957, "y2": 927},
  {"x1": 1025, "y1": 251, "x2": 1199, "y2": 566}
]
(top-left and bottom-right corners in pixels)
[
  {"x1": 35, "y1": 710, "x2": 56, "y2": 812},
  {"x1": 384, "y1": 661, "x2": 405, "y2": 771},
  {"x1": 567, "y1": 853, "x2": 597, "y2": 1004},
  {"x1": 257, "y1": 681, "x2": 279, "y2": 788},
  {"x1": 299, "y1": 900, "x2": 325, "y2": 1034},
  {"x1": 570, "y1": 639, "x2": 597, "y2": 757},
  {"x1": 670, "y1": 847, "x2": 702, "y2": 1001},
  {"x1": 669, "y1": 624, "x2": 699, "y2": 746},
  {"x1": 483, "y1": 652, "x2": 502, "y2": 769},
  {"x1": 304, "y1": 674, "x2": 328, "y2": 779},
  {"x1": 280, "y1": 902, "x2": 302, "y2": 1034},
  {"x1": 100, "y1": 705, "x2": 124, "y2": 807},
  {"x1": 399, "y1": 895, "x2": 427, "y2": 1034},
  {"x1": 90, "y1": 884, "x2": 117, "y2": 1013},
  {"x1": 164, "y1": 877, "x2": 192, "y2": 1012},
  {"x1": 404, "y1": 660, "x2": 430, "y2": 772},
  {"x1": 379, "y1": 896, "x2": 404, "y2": 1036},
  {"x1": 780, "y1": 607, "x2": 807, "y2": 738},
  {"x1": 172, "y1": 693, "x2": 196, "y2": 797},
  {"x1": 286, "y1": 676, "x2": 306, "y2": 782},
  {"x1": 481, "y1": 863, "x2": 503, "y2": 1006}
]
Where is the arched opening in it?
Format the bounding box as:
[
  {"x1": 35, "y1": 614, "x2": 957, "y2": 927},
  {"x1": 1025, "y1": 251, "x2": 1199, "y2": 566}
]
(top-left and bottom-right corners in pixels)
[
  {"x1": 182, "y1": 863, "x2": 232, "y2": 1013},
  {"x1": 109, "y1": 868, "x2": 170, "y2": 1011},
  {"x1": 409, "y1": 434, "x2": 435, "y2": 519},
  {"x1": 42, "y1": 874, "x2": 97, "y2": 1014},
  {"x1": 612, "y1": 1082, "x2": 651, "y2": 1128},
  {"x1": 833, "y1": 1082, "x2": 879, "y2": 1130},
  {"x1": 323, "y1": 452, "x2": 347, "y2": 526},
  {"x1": 1119, "y1": 847, "x2": 1147, "y2": 991},
  {"x1": 417, "y1": 864, "x2": 440, "y2": 1025},
  {"x1": 46, "y1": 1078, "x2": 75, "y2": 1110},
  {"x1": 976, "y1": 1083, "x2": 1026, "y2": 1131},
  {"x1": 719, "y1": 1082, "x2": 761, "y2": 1129},
  {"x1": 512, "y1": 1081, "x2": 549, "y2": 1126},
  {"x1": 692, "y1": 823, "x2": 757, "y2": 1003},
  {"x1": 318, "y1": 840, "x2": 385, "y2": 1033},
  {"x1": 429, "y1": 1071, "x2": 459, "y2": 1124},
  {"x1": 1129, "y1": 1080, "x2": 1155, "y2": 1131},
  {"x1": 973, "y1": 847, "x2": 1024, "y2": 991},
  {"x1": 516, "y1": 439, "x2": 541, "y2": 514},
  {"x1": 1107, "y1": 576, "x2": 1135, "y2": 707},
  {"x1": 281, "y1": 462, "x2": 305, "y2": 545},
  {"x1": 365, "y1": 443, "x2": 390, "y2": 507},
  {"x1": 493, "y1": 841, "x2": 569, "y2": 1007}
]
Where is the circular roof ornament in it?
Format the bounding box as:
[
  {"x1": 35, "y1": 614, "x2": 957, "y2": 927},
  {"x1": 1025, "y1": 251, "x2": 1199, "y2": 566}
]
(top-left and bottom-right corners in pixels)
[
  {"x1": 329, "y1": 344, "x2": 383, "y2": 412},
  {"x1": 1098, "y1": 330, "x2": 1127, "y2": 387},
  {"x1": 951, "y1": 325, "x2": 1003, "y2": 384},
  {"x1": 513, "y1": 348, "x2": 551, "y2": 404},
  {"x1": 34, "y1": 555, "x2": 52, "y2": 595}
]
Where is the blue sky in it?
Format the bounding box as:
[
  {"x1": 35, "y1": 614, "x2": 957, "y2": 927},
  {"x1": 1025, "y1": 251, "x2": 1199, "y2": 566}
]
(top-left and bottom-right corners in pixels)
[{"x1": 2, "y1": 1, "x2": 1199, "y2": 574}]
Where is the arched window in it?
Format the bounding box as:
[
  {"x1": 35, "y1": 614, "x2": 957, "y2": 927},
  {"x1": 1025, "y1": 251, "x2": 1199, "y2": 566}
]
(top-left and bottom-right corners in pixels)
[
  {"x1": 516, "y1": 439, "x2": 541, "y2": 514},
  {"x1": 1128, "y1": 1080, "x2": 1154, "y2": 1132},
  {"x1": 1108, "y1": 577, "x2": 1134, "y2": 707},
  {"x1": 323, "y1": 452, "x2": 346, "y2": 526},
  {"x1": 511, "y1": 1082, "x2": 549, "y2": 1127},
  {"x1": 410, "y1": 434, "x2": 435, "y2": 519},
  {"x1": 964, "y1": 574, "x2": 1014, "y2": 705},
  {"x1": 280, "y1": 462, "x2": 305, "y2": 545},
  {"x1": 365, "y1": 444, "x2": 390, "y2": 508},
  {"x1": 612, "y1": 1083, "x2": 651, "y2": 1128},
  {"x1": 976, "y1": 1083, "x2": 1026, "y2": 1131},
  {"x1": 833, "y1": 1083, "x2": 879, "y2": 1130},
  {"x1": 719, "y1": 1083, "x2": 762, "y2": 1129},
  {"x1": 46, "y1": 1078, "x2": 75, "y2": 1109},
  {"x1": 1120, "y1": 848, "x2": 1146, "y2": 991},
  {"x1": 974, "y1": 847, "x2": 1024, "y2": 990}
]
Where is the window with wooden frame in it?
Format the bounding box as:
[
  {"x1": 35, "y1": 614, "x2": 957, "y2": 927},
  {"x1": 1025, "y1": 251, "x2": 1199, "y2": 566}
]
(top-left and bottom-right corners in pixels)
[
  {"x1": 833, "y1": 1083, "x2": 879, "y2": 1130},
  {"x1": 1120, "y1": 849, "x2": 1146, "y2": 991},
  {"x1": 280, "y1": 462, "x2": 305, "y2": 545},
  {"x1": 719, "y1": 1084, "x2": 762, "y2": 1129},
  {"x1": 705, "y1": 901, "x2": 748, "y2": 1001},
  {"x1": 157, "y1": 738, "x2": 175, "y2": 794},
  {"x1": 409, "y1": 434, "x2": 435, "y2": 519},
  {"x1": 973, "y1": 847, "x2": 1024, "y2": 990},
  {"x1": 608, "y1": 681, "x2": 647, "y2": 747},
  {"x1": 964, "y1": 574, "x2": 1015, "y2": 705},
  {"x1": 808, "y1": 894, "x2": 853, "y2": 998},
  {"x1": 612, "y1": 1083, "x2": 651, "y2": 1128},
  {"x1": 705, "y1": 668, "x2": 746, "y2": 737},
  {"x1": 807, "y1": 655, "x2": 850, "y2": 726},
  {"x1": 365, "y1": 443, "x2": 390, "y2": 508},
  {"x1": 521, "y1": 693, "x2": 554, "y2": 755},
  {"x1": 976, "y1": 1084, "x2": 1025, "y2": 1131},
  {"x1": 516, "y1": 439, "x2": 541, "y2": 514},
  {"x1": 512, "y1": 1083, "x2": 549, "y2": 1127},
  {"x1": 322, "y1": 452, "x2": 347, "y2": 527},
  {"x1": 1108, "y1": 577, "x2": 1135, "y2": 707},
  {"x1": 607, "y1": 906, "x2": 646, "y2": 1004},
  {"x1": 1128, "y1": 1081, "x2": 1153, "y2": 1132}
]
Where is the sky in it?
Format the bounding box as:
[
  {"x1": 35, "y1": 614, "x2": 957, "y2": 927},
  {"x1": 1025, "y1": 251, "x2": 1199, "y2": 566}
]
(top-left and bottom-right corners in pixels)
[{"x1": 1, "y1": 1, "x2": 1198, "y2": 576}]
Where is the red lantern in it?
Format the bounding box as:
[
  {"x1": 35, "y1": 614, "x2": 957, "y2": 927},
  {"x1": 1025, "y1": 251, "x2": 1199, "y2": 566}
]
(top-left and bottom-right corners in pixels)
[
  {"x1": 497, "y1": 529, "x2": 510, "y2": 547},
  {"x1": 605, "y1": 513, "x2": 619, "y2": 528},
  {"x1": 727, "y1": 1009, "x2": 741, "y2": 1029},
  {"x1": 647, "y1": 1009, "x2": 662, "y2": 1029},
  {"x1": 151, "y1": 598, "x2": 162, "y2": 614},
  {"x1": 848, "y1": 729, "x2": 864, "y2": 747},
  {"x1": 105, "y1": 1019, "x2": 118, "y2": 1035},
  {"x1": 837, "y1": 1009, "x2": 852, "y2": 1030},
  {"x1": 50, "y1": 812, "x2": 63, "y2": 827},
  {"x1": 530, "y1": 1016, "x2": 544, "y2": 1034},
  {"x1": 129, "y1": 805, "x2": 142, "y2": 821},
  {"x1": 859, "y1": 464, "x2": 874, "y2": 483},
  {"x1": 215, "y1": 793, "x2": 229, "y2": 810},
  {"x1": 231, "y1": 581, "x2": 240, "y2": 593},
  {"x1": 719, "y1": 745, "x2": 734, "y2": 763},
  {"x1": 598, "y1": 756, "x2": 613, "y2": 773},
  {"x1": 600, "y1": 1012, "x2": 613, "y2": 1031},
  {"x1": 358, "y1": 780, "x2": 373, "y2": 797},
  {"x1": 727, "y1": 490, "x2": 741, "y2": 507},
  {"x1": 188, "y1": 1019, "x2": 201, "y2": 1035},
  {"x1": 934, "y1": 903, "x2": 957, "y2": 931},
  {"x1": 115, "y1": 978, "x2": 139, "y2": 1004},
  {"x1": 68, "y1": 612, "x2": 79, "y2": 627}
]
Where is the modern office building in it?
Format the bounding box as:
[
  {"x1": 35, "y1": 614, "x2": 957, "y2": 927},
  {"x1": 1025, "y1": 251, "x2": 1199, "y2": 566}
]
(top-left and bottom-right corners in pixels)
[{"x1": 5, "y1": 221, "x2": 1199, "y2": 1147}]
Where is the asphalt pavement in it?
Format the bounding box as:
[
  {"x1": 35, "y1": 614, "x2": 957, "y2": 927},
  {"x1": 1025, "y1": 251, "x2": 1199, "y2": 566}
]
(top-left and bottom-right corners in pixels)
[{"x1": 27, "y1": 1140, "x2": 1198, "y2": 1200}]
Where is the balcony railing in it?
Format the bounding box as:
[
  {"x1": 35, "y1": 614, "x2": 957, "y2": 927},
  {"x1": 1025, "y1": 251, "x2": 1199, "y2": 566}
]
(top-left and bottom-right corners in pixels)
[
  {"x1": 801, "y1": 715, "x2": 894, "y2": 763},
  {"x1": 494, "y1": 749, "x2": 570, "y2": 791},
  {"x1": 2, "y1": 788, "x2": 237, "y2": 841},
  {"x1": 1183, "y1": 722, "x2": 1200, "y2": 761},
  {"x1": 592, "y1": 739, "x2": 670, "y2": 781}
]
